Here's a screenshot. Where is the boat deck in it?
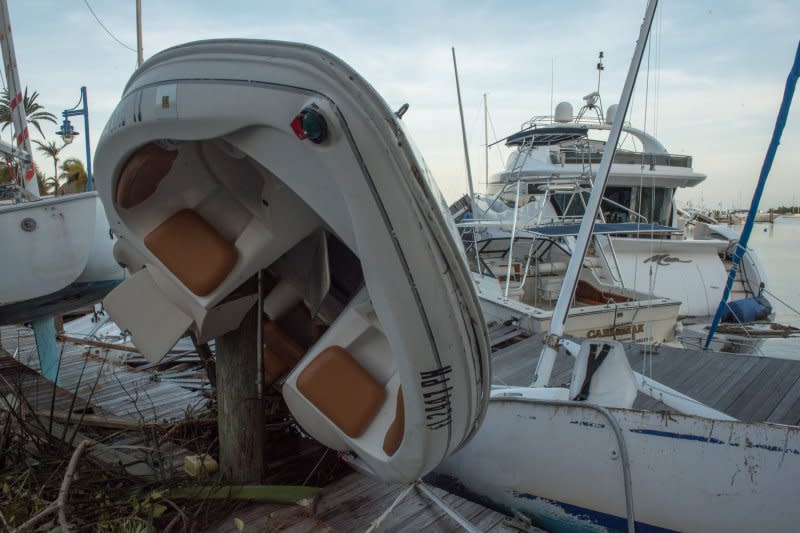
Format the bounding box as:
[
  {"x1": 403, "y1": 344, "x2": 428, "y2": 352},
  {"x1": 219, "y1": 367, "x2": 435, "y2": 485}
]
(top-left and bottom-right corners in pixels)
[{"x1": 491, "y1": 330, "x2": 800, "y2": 425}]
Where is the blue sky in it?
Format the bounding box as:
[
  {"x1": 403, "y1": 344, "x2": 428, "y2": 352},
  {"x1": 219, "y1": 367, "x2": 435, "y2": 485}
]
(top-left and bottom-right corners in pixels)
[{"x1": 7, "y1": 0, "x2": 800, "y2": 209}]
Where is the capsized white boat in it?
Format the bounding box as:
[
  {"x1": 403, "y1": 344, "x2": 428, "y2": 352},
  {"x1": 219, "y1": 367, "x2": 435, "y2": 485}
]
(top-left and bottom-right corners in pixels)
[
  {"x1": 94, "y1": 39, "x2": 490, "y2": 483},
  {"x1": 0, "y1": 192, "x2": 123, "y2": 324}
]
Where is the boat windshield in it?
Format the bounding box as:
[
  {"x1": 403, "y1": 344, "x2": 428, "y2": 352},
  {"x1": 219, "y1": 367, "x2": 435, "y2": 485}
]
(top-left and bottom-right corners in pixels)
[{"x1": 551, "y1": 186, "x2": 674, "y2": 226}]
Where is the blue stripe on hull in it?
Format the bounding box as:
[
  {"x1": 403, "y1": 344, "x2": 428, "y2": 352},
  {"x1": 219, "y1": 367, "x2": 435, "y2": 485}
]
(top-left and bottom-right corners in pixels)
[{"x1": 425, "y1": 472, "x2": 679, "y2": 533}]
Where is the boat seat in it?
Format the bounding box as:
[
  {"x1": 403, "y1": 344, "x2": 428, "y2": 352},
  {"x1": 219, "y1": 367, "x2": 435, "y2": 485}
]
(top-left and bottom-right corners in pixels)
[
  {"x1": 296, "y1": 345, "x2": 385, "y2": 438},
  {"x1": 115, "y1": 143, "x2": 178, "y2": 209},
  {"x1": 263, "y1": 320, "x2": 305, "y2": 386},
  {"x1": 383, "y1": 387, "x2": 404, "y2": 456},
  {"x1": 144, "y1": 209, "x2": 238, "y2": 296}
]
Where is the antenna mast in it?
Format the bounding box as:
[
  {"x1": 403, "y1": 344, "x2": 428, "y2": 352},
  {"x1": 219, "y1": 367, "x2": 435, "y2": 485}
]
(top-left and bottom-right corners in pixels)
[{"x1": 596, "y1": 50, "x2": 605, "y2": 94}]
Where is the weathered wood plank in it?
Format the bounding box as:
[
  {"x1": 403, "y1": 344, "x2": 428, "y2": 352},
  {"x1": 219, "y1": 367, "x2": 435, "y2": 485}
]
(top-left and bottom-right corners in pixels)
[
  {"x1": 216, "y1": 304, "x2": 264, "y2": 483},
  {"x1": 767, "y1": 370, "x2": 800, "y2": 424},
  {"x1": 729, "y1": 359, "x2": 799, "y2": 421},
  {"x1": 711, "y1": 358, "x2": 772, "y2": 413}
]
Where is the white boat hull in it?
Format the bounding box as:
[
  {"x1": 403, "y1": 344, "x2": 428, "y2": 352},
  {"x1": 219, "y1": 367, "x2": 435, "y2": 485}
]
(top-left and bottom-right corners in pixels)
[
  {"x1": 434, "y1": 396, "x2": 800, "y2": 532},
  {"x1": 611, "y1": 237, "x2": 766, "y2": 318},
  {"x1": 94, "y1": 39, "x2": 490, "y2": 483},
  {"x1": 0, "y1": 193, "x2": 123, "y2": 324}
]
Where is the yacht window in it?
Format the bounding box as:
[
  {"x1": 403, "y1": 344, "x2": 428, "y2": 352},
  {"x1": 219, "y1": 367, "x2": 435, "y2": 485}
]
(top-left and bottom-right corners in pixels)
[
  {"x1": 602, "y1": 187, "x2": 632, "y2": 223},
  {"x1": 637, "y1": 187, "x2": 674, "y2": 226},
  {"x1": 550, "y1": 191, "x2": 588, "y2": 219}
]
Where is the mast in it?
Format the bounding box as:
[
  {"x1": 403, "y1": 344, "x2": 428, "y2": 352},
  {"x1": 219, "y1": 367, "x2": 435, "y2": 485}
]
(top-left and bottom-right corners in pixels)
[
  {"x1": 452, "y1": 48, "x2": 477, "y2": 218},
  {"x1": 452, "y1": 47, "x2": 482, "y2": 273},
  {"x1": 532, "y1": 0, "x2": 659, "y2": 387},
  {"x1": 0, "y1": 0, "x2": 39, "y2": 197},
  {"x1": 484, "y1": 93, "x2": 488, "y2": 188},
  {"x1": 704, "y1": 41, "x2": 800, "y2": 349},
  {"x1": 136, "y1": 0, "x2": 144, "y2": 67}
]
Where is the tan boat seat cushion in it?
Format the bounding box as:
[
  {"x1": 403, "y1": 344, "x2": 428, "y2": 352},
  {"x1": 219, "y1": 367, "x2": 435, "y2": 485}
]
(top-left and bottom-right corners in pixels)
[
  {"x1": 144, "y1": 209, "x2": 238, "y2": 296},
  {"x1": 263, "y1": 320, "x2": 305, "y2": 386},
  {"x1": 383, "y1": 387, "x2": 404, "y2": 456},
  {"x1": 116, "y1": 143, "x2": 178, "y2": 209},
  {"x1": 296, "y1": 346, "x2": 385, "y2": 438}
]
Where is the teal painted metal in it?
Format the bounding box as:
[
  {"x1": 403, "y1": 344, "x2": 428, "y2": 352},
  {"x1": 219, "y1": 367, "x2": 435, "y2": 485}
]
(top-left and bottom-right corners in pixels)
[
  {"x1": 31, "y1": 316, "x2": 59, "y2": 382},
  {"x1": 705, "y1": 42, "x2": 800, "y2": 349}
]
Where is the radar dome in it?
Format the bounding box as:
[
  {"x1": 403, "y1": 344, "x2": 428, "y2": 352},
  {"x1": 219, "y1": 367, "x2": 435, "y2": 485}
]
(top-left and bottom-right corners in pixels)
[
  {"x1": 605, "y1": 104, "x2": 618, "y2": 125},
  {"x1": 554, "y1": 101, "x2": 573, "y2": 123}
]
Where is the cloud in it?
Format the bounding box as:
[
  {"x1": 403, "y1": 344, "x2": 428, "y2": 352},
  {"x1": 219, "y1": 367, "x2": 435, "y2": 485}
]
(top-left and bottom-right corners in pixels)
[{"x1": 7, "y1": 0, "x2": 799, "y2": 208}]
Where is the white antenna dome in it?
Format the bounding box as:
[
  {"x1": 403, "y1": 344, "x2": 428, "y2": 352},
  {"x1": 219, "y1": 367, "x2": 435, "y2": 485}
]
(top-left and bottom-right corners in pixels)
[
  {"x1": 554, "y1": 101, "x2": 573, "y2": 123},
  {"x1": 605, "y1": 104, "x2": 618, "y2": 124}
]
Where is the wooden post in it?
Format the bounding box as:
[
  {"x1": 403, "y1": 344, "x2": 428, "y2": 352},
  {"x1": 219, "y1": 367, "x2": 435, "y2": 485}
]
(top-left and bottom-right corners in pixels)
[{"x1": 215, "y1": 304, "x2": 264, "y2": 483}]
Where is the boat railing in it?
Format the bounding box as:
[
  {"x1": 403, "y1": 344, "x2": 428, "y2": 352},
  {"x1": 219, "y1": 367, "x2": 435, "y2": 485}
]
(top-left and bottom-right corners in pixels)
[{"x1": 550, "y1": 149, "x2": 693, "y2": 168}]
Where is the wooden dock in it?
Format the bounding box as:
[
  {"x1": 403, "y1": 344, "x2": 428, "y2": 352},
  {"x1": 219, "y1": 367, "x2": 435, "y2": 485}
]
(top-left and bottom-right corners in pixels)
[
  {"x1": 214, "y1": 471, "x2": 539, "y2": 532},
  {"x1": 0, "y1": 323, "x2": 207, "y2": 422},
  {"x1": 491, "y1": 332, "x2": 800, "y2": 425},
  {"x1": 1, "y1": 322, "x2": 538, "y2": 531}
]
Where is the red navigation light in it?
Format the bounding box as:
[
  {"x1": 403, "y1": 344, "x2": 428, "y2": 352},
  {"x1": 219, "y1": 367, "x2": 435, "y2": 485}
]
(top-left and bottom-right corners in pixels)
[
  {"x1": 290, "y1": 115, "x2": 308, "y2": 140},
  {"x1": 290, "y1": 106, "x2": 328, "y2": 144}
]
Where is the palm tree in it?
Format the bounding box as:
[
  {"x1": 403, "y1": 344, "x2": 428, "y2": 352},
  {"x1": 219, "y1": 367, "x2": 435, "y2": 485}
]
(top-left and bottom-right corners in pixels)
[
  {"x1": 0, "y1": 156, "x2": 16, "y2": 184},
  {"x1": 0, "y1": 87, "x2": 57, "y2": 139},
  {"x1": 33, "y1": 139, "x2": 65, "y2": 191},
  {"x1": 35, "y1": 167, "x2": 58, "y2": 195},
  {"x1": 58, "y1": 157, "x2": 87, "y2": 194}
]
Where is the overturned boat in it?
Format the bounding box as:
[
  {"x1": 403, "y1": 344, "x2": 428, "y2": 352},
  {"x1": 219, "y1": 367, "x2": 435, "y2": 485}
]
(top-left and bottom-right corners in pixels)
[{"x1": 94, "y1": 39, "x2": 490, "y2": 483}]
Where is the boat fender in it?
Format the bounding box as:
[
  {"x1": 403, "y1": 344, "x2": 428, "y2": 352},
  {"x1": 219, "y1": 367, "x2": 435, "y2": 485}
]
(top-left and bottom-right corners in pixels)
[{"x1": 722, "y1": 296, "x2": 772, "y2": 324}]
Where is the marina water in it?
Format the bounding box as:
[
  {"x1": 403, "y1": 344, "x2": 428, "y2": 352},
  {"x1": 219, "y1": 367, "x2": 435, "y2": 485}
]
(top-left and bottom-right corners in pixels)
[{"x1": 732, "y1": 217, "x2": 800, "y2": 358}]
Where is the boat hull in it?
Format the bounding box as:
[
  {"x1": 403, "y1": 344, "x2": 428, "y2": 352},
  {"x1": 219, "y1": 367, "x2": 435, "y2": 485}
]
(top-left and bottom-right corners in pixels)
[
  {"x1": 434, "y1": 396, "x2": 800, "y2": 532},
  {"x1": 94, "y1": 39, "x2": 490, "y2": 483},
  {"x1": 0, "y1": 193, "x2": 123, "y2": 324}
]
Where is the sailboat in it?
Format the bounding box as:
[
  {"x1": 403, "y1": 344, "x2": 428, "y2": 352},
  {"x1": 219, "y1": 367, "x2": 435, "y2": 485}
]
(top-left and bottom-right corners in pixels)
[
  {"x1": 432, "y1": 3, "x2": 800, "y2": 531},
  {"x1": 94, "y1": 38, "x2": 490, "y2": 484},
  {"x1": 0, "y1": 0, "x2": 122, "y2": 330}
]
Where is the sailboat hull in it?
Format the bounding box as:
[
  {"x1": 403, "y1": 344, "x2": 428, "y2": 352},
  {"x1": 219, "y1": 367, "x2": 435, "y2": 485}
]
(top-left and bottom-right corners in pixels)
[
  {"x1": 434, "y1": 396, "x2": 800, "y2": 532},
  {"x1": 0, "y1": 193, "x2": 123, "y2": 324}
]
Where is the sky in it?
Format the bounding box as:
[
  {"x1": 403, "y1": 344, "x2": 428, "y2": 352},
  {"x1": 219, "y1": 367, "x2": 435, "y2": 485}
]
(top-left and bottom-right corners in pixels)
[{"x1": 6, "y1": 0, "x2": 800, "y2": 209}]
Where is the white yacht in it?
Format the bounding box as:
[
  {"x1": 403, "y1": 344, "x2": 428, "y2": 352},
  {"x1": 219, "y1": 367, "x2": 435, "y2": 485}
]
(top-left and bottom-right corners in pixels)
[{"x1": 457, "y1": 90, "x2": 770, "y2": 332}]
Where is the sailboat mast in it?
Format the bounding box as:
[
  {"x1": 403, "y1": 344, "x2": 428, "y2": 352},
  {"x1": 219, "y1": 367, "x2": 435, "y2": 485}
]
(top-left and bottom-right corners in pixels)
[
  {"x1": 484, "y1": 93, "x2": 488, "y2": 188},
  {"x1": 704, "y1": 41, "x2": 800, "y2": 349},
  {"x1": 532, "y1": 0, "x2": 659, "y2": 387},
  {"x1": 0, "y1": 0, "x2": 39, "y2": 197},
  {"x1": 452, "y1": 48, "x2": 477, "y2": 219},
  {"x1": 136, "y1": 0, "x2": 144, "y2": 67}
]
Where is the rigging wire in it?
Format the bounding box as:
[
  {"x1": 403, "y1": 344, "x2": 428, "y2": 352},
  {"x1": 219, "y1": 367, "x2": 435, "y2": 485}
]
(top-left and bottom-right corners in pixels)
[
  {"x1": 82, "y1": 0, "x2": 137, "y2": 53},
  {"x1": 486, "y1": 107, "x2": 505, "y2": 168}
]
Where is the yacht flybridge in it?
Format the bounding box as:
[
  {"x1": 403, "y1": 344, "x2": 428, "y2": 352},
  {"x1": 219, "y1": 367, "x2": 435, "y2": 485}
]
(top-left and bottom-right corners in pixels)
[{"x1": 96, "y1": 39, "x2": 490, "y2": 483}]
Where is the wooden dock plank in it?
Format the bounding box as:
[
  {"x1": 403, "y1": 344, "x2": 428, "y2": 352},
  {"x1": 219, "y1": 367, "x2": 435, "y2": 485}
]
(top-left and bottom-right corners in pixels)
[
  {"x1": 691, "y1": 356, "x2": 760, "y2": 409},
  {"x1": 216, "y1": 471, "x2": 526, "y2": 533},
  {"x1": 767, "y1": 373, "x2": 800, "y2": 424},
  {"x1": 712, "y1": 358, "x2": 773, "y2": 414},
  {"x1": 1, "y1": 324, "x2": 206, "y2": 422},
  {"x1": 729, "y1": 359, "x2": 800, "y2": 421}
]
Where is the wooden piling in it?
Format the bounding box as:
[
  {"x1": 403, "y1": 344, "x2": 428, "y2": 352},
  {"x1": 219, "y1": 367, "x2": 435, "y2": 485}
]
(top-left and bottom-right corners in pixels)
[{"x1": 215, "y1": 304, "x2": 265, "y2": 483}]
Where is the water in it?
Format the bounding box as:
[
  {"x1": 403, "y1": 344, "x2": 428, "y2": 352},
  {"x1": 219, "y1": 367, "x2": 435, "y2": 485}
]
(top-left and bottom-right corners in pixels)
[
  {"x1": 745, "y1": 217, "x2": 800, "y2": 328},
  {"x1": 729, "y1": 217, "x2": 800, "y2": 358}
]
